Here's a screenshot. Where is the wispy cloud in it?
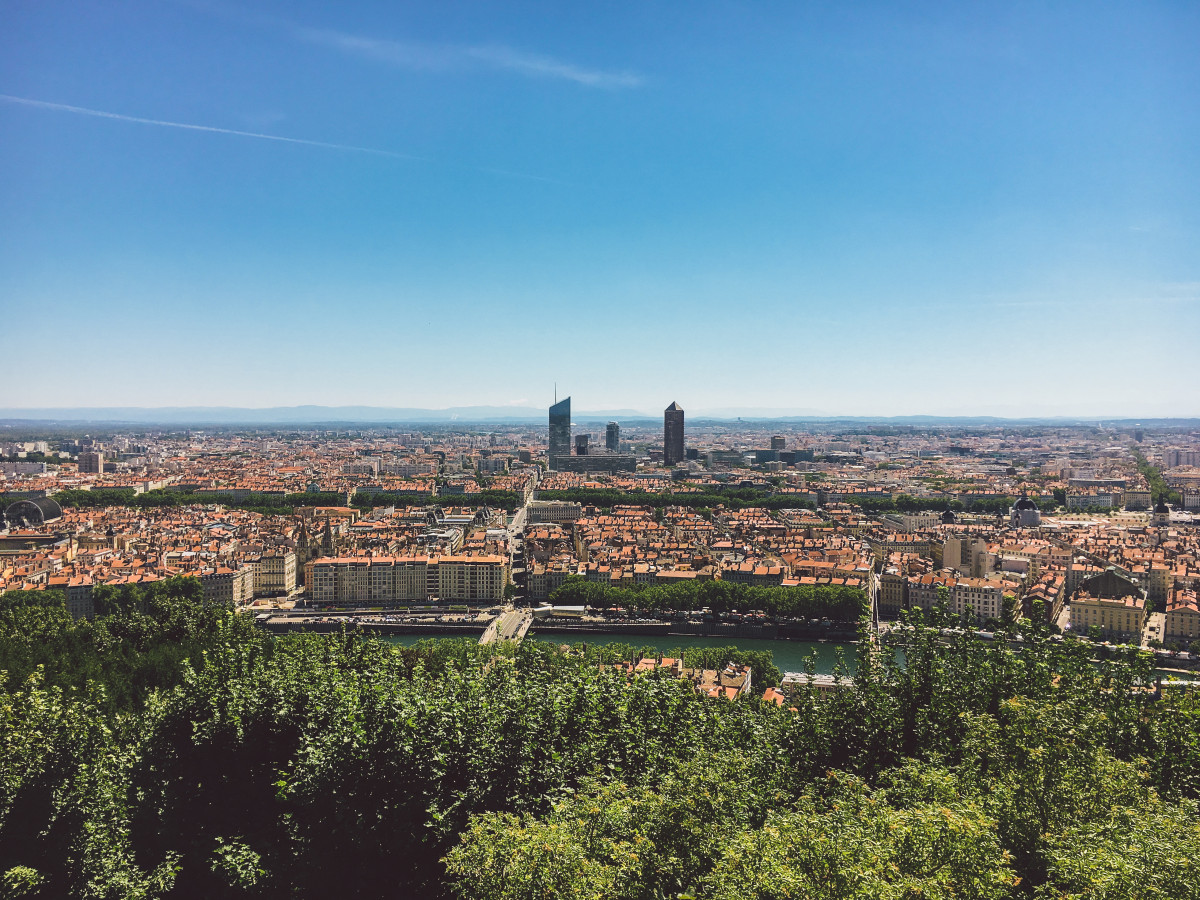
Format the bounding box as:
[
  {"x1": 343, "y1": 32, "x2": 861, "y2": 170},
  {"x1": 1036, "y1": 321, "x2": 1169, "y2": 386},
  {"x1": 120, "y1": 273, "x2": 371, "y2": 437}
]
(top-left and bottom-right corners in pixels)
[
  {"x1": 296, "y1": 27, "x2": 643, "y2": 89},
  {"x1": 467, "y1": 45, "x2": 643, "y2": 88},
  {"x1": 0, "y1": 93, "x2": 577, "y2": 184},
  {"x1": 0, "y1": 93, "x2": 425, "y2": 160}
]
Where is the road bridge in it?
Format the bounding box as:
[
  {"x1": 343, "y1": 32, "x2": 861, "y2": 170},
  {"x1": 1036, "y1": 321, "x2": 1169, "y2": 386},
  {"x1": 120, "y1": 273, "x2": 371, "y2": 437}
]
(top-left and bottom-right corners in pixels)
[{"x1": 479, "y1": 608, "x2": 533, "y2": 645}]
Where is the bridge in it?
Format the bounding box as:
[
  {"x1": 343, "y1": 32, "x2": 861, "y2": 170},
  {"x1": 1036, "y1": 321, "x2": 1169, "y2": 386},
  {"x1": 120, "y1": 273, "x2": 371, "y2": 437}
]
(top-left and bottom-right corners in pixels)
[{"x1": 479, "y1": 608, "x2": 534, "y2": 646}]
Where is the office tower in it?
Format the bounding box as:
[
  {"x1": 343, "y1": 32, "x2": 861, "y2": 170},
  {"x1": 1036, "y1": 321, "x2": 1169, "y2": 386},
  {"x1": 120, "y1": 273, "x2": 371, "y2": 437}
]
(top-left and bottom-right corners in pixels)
[
  {"x1": 664, "y1": 402, "x2": 685, "y2": 466},
  {"x1": 575, "y1": 434, "x2": 590, "y2": 455},
  {"x1": 78, "y1": 451, "x2": 104, "y2": 474},
  {"x1": 548, "y1": 397, "x2": 571, "y2": 469},
  {"x1": 606, "y1": 422, "x2": 620, "y2": 452},
  {"x1": 771, "y1": 435, "x2": 786, "y2": 451}
]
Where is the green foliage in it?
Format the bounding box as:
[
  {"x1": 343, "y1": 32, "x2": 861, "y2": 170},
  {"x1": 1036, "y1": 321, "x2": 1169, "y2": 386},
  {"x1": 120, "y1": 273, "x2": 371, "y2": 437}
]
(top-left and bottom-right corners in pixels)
[
  {"x1": 1131, "y1": 449, "x2": 1183, "y2": 505},
  {"x1": 548, "y1": 575, "x2": 868, "y2": 621},
  {"x1": 536, "y1": 487, "x2": 814, "y2": 512},
  {"x1": 351, "y1": 489, "x2": 522, "y2": 511},
  {"x1": 0, "y1": 578, "x2": 241, "y2": 715},
  {"x1": 2, "y1": 581, "x2": 1200, "y2": 899}
]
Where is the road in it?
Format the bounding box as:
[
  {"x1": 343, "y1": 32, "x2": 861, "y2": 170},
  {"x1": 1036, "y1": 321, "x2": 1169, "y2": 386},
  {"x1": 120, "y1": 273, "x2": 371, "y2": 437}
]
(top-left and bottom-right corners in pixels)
[{"x1": 480, "y1": 608, "x2": 533, "y2": 645}]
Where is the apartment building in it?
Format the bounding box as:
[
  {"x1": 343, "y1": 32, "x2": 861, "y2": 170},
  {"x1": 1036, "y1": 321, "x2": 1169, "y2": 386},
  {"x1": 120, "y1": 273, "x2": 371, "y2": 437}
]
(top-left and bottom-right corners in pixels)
[
  {"x1": 250, "y1": 550, "x2": 297, "y2": 596},
  {"x1": 951, "y1": 578, "x2": 1006, "y2": 623},
  {"x1": 437, "y1": 555, "x2": 509, "y2": 603},
  {"x1": 200, "y1": 566, "x2": 254, "y2": 605},
  {"x1": 306, "y1": 556, "x2": 430, "y2": 607},
  {"x1": 306, "y1": 554, "x2": 508, "y2": 607},
  {"x1": 1069, "y1": 569, "x2": 1148, "y2": 641},
  {"x1": 907, "y1": 573, "x2": 956, "y2": 611},
  {"x1": 527, "y1": 500, "x2": 583, "y2": 524},
  {"x1": 1071, "y1": 592, "x2": 1147, "y2": 642},
  {"x1": 78, "y1": 452, "x2": 104, "y2": 474},
  {"x1": 1163, "y1": 588, "x2": 1200, "y2": 646}
]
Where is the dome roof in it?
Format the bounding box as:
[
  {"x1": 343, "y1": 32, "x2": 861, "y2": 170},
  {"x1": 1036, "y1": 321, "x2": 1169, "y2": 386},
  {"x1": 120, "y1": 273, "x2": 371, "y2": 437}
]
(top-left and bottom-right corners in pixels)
[
  {"x1": 1014, "y1": 496, "x2": 1038, "y2": 511},
  {"x1": 3, "y1": 496, "x2": 62, "y2": 527}
]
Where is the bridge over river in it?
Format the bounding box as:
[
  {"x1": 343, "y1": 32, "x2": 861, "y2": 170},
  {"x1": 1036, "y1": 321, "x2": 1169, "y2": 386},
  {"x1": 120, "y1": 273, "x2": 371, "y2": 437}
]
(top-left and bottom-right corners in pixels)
[{"x1": 479, "y1": 608, "x2": 533, "y2": 645}]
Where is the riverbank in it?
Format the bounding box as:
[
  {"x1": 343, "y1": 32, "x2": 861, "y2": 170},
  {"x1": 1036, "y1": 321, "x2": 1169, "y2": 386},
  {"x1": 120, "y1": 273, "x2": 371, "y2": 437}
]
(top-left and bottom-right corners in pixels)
[{"x1": 381, "y1": 633, "x2": 877, "y2": 676}]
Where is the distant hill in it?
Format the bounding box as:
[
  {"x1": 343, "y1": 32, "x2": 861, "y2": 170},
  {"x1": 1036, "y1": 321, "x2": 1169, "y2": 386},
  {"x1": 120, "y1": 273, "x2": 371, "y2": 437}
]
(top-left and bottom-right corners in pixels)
[
  {"x1": 0, "y1": 405, "x2": 654, "y2": 425},
  {"x1": 0, "y1": 406, "x2": 1196, "y2": 426}
]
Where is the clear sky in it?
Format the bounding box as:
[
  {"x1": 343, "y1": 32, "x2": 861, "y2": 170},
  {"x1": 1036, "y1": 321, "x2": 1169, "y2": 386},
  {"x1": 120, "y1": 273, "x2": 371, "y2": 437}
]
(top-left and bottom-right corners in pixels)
[{"x1": 2, "y1": 0, "x2": 1197, "y2": 417}]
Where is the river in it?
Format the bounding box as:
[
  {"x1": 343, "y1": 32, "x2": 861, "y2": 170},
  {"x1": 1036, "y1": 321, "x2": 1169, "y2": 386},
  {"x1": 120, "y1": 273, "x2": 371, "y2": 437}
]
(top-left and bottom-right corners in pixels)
[{"x1": 383, "y1": 634, "x2": 898, "y2": 676}]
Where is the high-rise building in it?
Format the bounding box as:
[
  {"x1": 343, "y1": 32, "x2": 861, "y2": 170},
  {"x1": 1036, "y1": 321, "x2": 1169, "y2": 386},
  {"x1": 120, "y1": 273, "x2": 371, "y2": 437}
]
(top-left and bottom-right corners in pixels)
[
  {"x1": 575, "y1": 434, "x2": 590, "y2": 456},
  {"x1": 606, "y1": 422, "x2": 620, "y2": 452},
  {"x1": 771, "y1": 435, "x2": 786, "y2": 451},
  {"x1": 548, "y1": 397, "x2": 571, "y2": 469},
  {"x1": 78, "y1": 451, "x2": 104, "y2": 474},
  {"x1": 664, "y1": 402, "x2": 685, "y2": 466}
]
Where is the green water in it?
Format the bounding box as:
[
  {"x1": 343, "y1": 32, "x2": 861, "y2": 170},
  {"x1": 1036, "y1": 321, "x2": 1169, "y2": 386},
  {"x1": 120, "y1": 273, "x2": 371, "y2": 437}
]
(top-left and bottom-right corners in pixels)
[{"x1": 382, "y1": 634, "x2": 892, "y2": 676}]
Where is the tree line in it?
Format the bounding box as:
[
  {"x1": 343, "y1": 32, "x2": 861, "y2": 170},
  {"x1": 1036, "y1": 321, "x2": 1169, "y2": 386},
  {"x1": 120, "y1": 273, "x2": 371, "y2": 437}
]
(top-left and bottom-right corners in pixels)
[
  {"x1": 2, "y1": 580, "x2": 1199, "y2": 898},
  {"x1": 536, "y1": 487, "x2": 816, "y2": 512},
  {"x1": 536, "y1": 487, "x2": 1052, "y2": 515},
  {"x1": 547, "y1": 576, "x2": 869, "y2": 621},
  {"x1": 1133, "y1": 449, "x2": 1183, "y2": 505},
  {"x1": 45, "y1": 487, "x2": 524, "y2": 515}
]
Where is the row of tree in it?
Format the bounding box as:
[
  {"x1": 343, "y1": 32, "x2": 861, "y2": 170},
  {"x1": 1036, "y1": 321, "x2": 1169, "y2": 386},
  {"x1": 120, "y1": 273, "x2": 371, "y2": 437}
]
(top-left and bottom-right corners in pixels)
[
  {"x1": 536, "y1": 487, "x2": 816, "y2": 511},
  {"x1": 547, "y1": 576, "x2": 869, "y2": 621},
  {"x1": 46, "y1": 487, "x2": 525, "y2": 515},
  {"x1": 349, "y1": 489, "x2": 523, "y2": 511},
  {"x1": 1133, "y1": 448, "x2": 1183, "y2": 505},
  {"x1": 2, "y1": 581, "x2": 1199, "y2": 897},
  {"x1": 536, "y1": 487, "x2": 1053, "y2": 516}
]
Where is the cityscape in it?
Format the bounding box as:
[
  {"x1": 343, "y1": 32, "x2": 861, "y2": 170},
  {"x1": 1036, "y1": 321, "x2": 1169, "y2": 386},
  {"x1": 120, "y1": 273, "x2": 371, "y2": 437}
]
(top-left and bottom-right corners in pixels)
[
  {"x1": 4, "y1": 0, "x2": 1200, "y2": 897},
  {"x1": 3, "y1": 403, "x2": 1199, "y2": 657}
]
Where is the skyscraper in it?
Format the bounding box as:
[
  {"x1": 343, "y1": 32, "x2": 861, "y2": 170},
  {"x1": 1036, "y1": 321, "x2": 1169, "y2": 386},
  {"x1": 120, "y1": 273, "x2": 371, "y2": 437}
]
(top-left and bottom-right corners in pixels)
[
  {"x1": 548, "y1": 397, "x2": 571, "y2": 469},
  {"x1": 664, "y1": 402, "x2": 685, "y2": 466},
  {"x1": 605, "y1": 422, "x2": 620, "y2": 452}
]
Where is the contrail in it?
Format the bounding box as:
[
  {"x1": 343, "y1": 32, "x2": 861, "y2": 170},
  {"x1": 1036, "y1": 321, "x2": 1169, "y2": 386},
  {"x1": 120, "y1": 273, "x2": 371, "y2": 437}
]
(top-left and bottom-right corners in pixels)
[{"x1": 0, "y1": 93, "x2": 426, "y2": 161}]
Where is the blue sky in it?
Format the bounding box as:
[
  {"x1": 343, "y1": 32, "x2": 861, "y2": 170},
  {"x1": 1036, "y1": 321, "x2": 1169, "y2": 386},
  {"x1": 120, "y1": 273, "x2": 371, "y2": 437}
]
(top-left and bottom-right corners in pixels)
[{"x1": 2, "y1": 0, "x2": 1197, "y2": 416}]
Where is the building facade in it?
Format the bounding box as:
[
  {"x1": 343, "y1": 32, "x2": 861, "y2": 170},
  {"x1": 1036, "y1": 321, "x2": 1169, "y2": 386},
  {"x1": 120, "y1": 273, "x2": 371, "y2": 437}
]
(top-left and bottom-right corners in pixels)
[
  {"x1": 664, "y1": 401, "x2": 685, "y2": 466},
  {"x1": 548, "y1": 397, "x2": 571, "y2": 469},
  {"x1": 78, "y1": 452, "x2": 104, "y2": 474},
  {"x1": 605, "y1": 422, "x2": 620, "y2": 452},
  {"x1": 251, "y1": 550, "x2": 297, "y2": 596},
  {"x1": 1164, "y1": 588, "x2": 1200, "y2": 645}
]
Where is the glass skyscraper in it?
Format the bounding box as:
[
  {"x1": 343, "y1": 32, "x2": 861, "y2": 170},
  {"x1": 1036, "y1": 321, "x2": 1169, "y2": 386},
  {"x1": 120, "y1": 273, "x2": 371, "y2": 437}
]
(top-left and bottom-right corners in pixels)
[
  {"x1": 605, "y1": 421, "x2": 620, "y2": 452},
  {"x1": 548, "y1": 397, "x2": 571, "y2": 468},
  {"x1": 664, "y1": 401, "x2": 685, "y2": 466}
]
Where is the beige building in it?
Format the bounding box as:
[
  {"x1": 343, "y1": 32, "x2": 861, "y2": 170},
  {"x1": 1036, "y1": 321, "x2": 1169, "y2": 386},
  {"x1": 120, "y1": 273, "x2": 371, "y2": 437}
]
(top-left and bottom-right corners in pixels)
[
  {"x1": 200, "y1": 566, "x2": 254, "y2": 605},
  {"x1": 251, "y1": 550, "x2": 297, "y2": 596},
  {"x1": 305, "y1": 553, "x2": 509, "y2": 607},
  {"x1": 1067, "y1": 569, "x2": 1148, "y2": 642},
  {"x1": 527, "y1": 500, "x2": 583, "y2": 524},
  {"x1": 1164, "y1": 589, "x2": 1200, "y2": 646},
  {"x1": 527, "y1": 559, "x2": 578, "y2": 601},
  {"x1": 1071, "y1": 591, "x2": 1146, "y2": 642},
  {"x1": 951, "y1": 578, "x2": 1006, "y2": 623},
  {"x1": 907, "y1": 573, "x2": 956, "y2": 612},
  {"x1": 307, "y1": 555, "x2": 431, "y2": 607},
  {"x1": 943, "y1": 537, "x2": 991, "y2": 578},
  {"x1": 436, "y1": 555, "x2": 509, "y2": 603}
]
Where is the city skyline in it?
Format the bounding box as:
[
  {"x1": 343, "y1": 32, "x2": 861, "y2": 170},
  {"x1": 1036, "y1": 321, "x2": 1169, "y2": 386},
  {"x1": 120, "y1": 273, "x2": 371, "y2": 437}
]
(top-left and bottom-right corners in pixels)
[
  {"x1": 3, "y1": 1, "x2": 1198, "y2": 415},
  {"x1": 2, "y1": 401, "x2": 1200, "y2": 426}
]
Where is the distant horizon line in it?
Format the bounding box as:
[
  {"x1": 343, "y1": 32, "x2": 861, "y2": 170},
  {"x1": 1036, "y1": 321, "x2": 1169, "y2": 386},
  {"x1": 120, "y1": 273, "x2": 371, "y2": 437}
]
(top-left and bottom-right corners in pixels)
[{"x1": 1, "y1": 404, "x2": 1198, "y2": 426}]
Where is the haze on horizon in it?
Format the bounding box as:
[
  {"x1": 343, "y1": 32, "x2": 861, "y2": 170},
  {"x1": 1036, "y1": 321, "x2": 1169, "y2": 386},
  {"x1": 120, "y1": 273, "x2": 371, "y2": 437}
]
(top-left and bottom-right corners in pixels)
[{"x1": 2, "y1": 1, "x2": 1197, "y2": 418}]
